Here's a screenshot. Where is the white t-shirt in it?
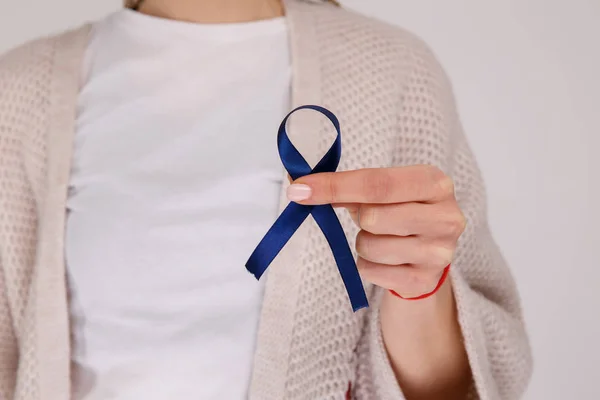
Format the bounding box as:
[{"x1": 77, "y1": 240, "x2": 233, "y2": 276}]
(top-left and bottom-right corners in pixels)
[{"x1": 66, "y1": 9, "x2": 290, "y2": 399}]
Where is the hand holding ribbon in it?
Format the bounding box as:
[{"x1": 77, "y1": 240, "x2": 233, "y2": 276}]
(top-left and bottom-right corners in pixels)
[{"x1": 245, "y1": 105, "x2": 369, "y2": 312}]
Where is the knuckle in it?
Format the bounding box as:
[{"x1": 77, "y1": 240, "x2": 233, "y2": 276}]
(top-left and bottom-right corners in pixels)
[
  {"x1": 355, "y1": 231, "x2": 370, "y2": 257},
  {"x1": 431, "y1": 246, "x2": 455, "y2": 267},
  {"x1": 356, "y1": 258, "x2": 378, "y2": 280},
  {"x1": 445, "y1": 211, "x2": 467, "y2": 237},
  {"x1": 358, "y1": 205, "x2": 378, "y2": 232},
  {"x1": 456, "y1": 213, "x2": 468, "y2": 235},
  {"x1": 327, "y1": 174, "x2": 340, "y2": 203},
  {"x1": 356, "y1": 256, "x2": 369, "y2": 272},
  {"x1": 364, "y1": 169, "x2": 393, "y2": 202},
  {"x1": 438, "y1": 176, "x2": 455, "y2": 197},
  {"x1": 428, "y1": 166, "x2": 454, "y2": 197},
  {"x1": 426, "y1": 164, "x2": 443, "y2": 175}
]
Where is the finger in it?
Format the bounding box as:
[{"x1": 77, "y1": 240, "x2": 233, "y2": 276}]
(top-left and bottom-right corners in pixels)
[
  {"x1": 288, "y1": 165, "x2": 454, "y2": 205},
  {"x1": 357, "y1": 257, "x2": 443, "y2": 297},
  {"x1": 357, "y1": 202, "x2": 466, "y2": 238},
  {"x1": 333, "y1": 203, "x2": 360, "y2": 226},
  {"x1": 355, "y1": 230, "x2": 454, "y2": 268}
]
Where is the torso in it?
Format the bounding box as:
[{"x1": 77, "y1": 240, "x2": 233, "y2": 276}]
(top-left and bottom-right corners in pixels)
[
  {"x1": 0, "y1": 3, "x2": 444, "y2": 399},
  {"x1": 67, "y1": 10, "x2": 290, "y2": 399}
]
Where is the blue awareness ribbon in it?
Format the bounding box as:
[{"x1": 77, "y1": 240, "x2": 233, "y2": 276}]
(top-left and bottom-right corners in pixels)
[{"x1": 245, "y1": 105, "x2": 369, "y2": 312}]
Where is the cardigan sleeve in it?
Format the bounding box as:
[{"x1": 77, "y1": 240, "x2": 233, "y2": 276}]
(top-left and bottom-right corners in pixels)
[
  {"x1": 0, "y1": 51, "x2": 18, "y2": 400},
  {"x1": 353, "y1": 39, "x2": 533, "y2": 400},
  {"x1": 0, "y1": 37, "x2": 58, "y2": 400},
  {"x1": 0, "y1": 44, "x2": 22, "y2": 400},
  {"x1": 0, "y1": 259, "x2": 17, "y2": 400}
]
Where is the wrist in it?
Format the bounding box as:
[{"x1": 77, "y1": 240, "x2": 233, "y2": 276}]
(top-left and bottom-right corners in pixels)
[
  {"x1": 381, "y1": 275, "x2": 454, "y2": 327},
  {"x1": 380, "y1": 277, "x2": 467, "y2": 392},
  {"x1": 388, "y1": 264, "x2": 451, "y2": 301}
]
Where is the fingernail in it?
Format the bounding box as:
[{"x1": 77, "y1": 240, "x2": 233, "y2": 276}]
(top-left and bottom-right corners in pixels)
[{"x1": 287, "y1": 184, "x2": 312, "y2": 202}]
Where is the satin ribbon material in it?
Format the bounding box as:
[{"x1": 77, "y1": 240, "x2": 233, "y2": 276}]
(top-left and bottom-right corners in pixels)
[{"x1": 245, "y1": 105, "x2": 369, "y2": 312}]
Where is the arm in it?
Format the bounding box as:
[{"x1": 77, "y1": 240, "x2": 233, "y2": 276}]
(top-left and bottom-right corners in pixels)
[
  {"x1": 381, "y1": 277, "x2": 471, "y2": 399},
  {"x1": 354, "y1": 41, "x2": 532, "y2": 400},
  {"x1": 294, "y1": 164, "x2": 471, "y2": 399}
]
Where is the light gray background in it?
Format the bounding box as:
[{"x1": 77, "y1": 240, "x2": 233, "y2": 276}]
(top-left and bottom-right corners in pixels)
[{"x1": 1, "y1": 0, "x2": 598, "y2": 398}]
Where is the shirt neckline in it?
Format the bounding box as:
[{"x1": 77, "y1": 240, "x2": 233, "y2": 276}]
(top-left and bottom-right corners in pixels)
[{"x1": 113, "y1": 8, "x2": 288, "y2": 41}]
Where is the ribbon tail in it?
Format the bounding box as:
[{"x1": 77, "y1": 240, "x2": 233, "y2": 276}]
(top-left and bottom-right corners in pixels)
[
  {"x1": 311, "y1": 205, "x2": 369, "y2": 312},
  {"x1": 246, "y1": 202, "x2": 312, "y2": 280}
]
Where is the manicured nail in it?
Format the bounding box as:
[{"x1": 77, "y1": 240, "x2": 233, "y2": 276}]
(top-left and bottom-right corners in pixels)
[{"x1": 287, "y1": 184, "x2": 312, "y2": 202}]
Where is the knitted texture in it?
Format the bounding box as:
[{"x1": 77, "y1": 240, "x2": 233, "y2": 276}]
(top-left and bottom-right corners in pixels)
[
  {"x1": 0, "y1": 1, "x2": 532, "y2": 399},
  {"x1": 0, "y1": 36, "x2": 54, "y2": 400}
]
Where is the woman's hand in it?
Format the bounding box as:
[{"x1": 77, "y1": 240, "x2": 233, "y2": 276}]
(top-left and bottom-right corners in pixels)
[
  {"x1": 287, "y1": 165, "x2": 472, "y2": 399},
  {"x1": 286, "y1": 164, "x2": 466, "y2": 297}
]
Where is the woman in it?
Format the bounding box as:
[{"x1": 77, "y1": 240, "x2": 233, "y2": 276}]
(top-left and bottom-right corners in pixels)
[{"x1": 0, "y1": 0, "x2": 532, "y2": 399}]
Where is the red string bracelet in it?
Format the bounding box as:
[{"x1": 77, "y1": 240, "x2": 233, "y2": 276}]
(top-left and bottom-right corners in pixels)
[{"x1": 389, "y1": 264, "x2": 451, "y2": 300}]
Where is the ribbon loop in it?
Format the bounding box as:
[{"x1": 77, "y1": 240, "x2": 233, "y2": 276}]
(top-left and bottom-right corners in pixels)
[{"x1": 246, "y1": 105, "x2": 369, "y2": 312}]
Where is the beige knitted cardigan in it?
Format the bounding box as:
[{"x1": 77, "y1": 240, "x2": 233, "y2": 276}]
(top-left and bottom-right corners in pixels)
[{"x1": 0, "y1": 1, "x2": 532, "y2": 399}]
